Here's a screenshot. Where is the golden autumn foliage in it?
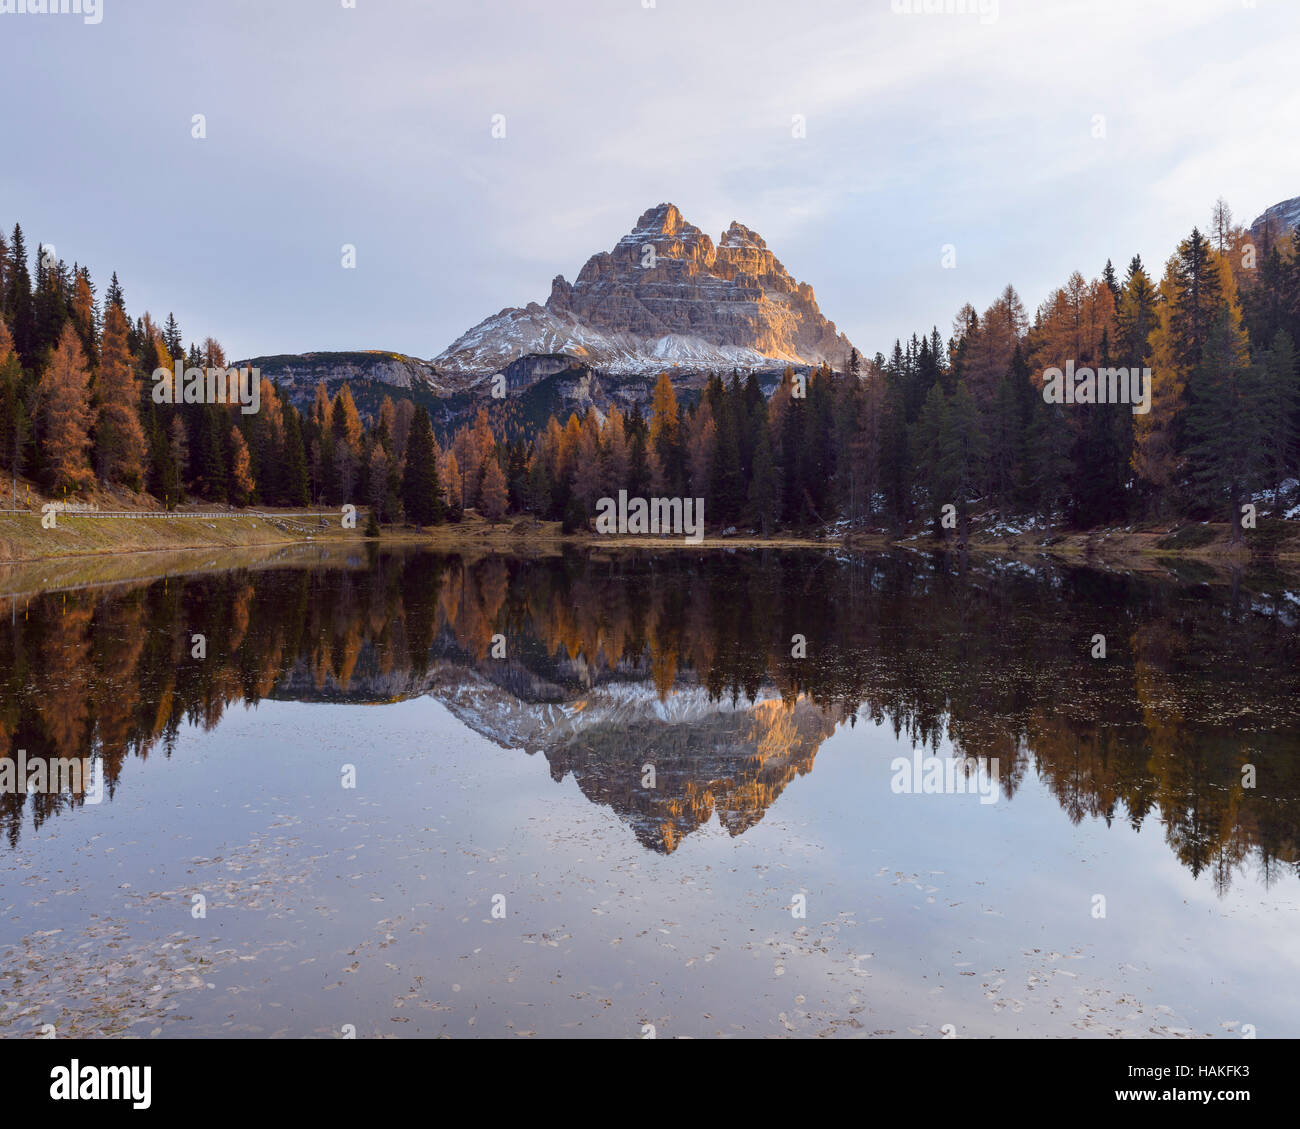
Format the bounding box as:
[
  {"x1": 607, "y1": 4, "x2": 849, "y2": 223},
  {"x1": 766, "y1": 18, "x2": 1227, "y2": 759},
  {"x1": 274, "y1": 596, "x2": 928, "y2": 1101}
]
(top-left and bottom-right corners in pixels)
[
  {"x1": 228, "y1": 426, "x2": 255, "y2": 505},
  {"x1": 1133, "y1": 256, "x2": 1187, "y2": 492},
  {"x1": 1027, "y1": 271, "x2": 1116, "y2": 381},
  {"x1": 37, "y1": 323, "x2": 95, "y2": 493},
  {"x1": 94, "y1": 303, "x2": 147, "y2": 487},
  {"x1": 478, "y1": 456, "x2": 509, "y2": 525}
]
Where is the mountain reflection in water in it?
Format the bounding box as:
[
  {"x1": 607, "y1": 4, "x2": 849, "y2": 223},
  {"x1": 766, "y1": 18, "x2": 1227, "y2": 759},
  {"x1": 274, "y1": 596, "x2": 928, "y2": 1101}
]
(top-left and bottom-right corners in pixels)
[{"x1": 2, "y1": 549, "x2": 1298, "y2": 891}]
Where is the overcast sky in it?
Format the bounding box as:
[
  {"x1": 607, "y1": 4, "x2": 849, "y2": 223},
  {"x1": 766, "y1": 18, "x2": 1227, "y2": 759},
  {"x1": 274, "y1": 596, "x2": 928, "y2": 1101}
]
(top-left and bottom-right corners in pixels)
[{"x1": 2, "y1": 0, "x2": 1297, "y2": 362}]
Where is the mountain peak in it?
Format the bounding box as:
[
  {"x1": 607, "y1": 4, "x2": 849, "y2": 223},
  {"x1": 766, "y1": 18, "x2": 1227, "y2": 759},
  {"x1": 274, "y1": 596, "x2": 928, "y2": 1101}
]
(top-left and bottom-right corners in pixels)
[
  {"x1": 720, "y1": 220, "x2": 766, "y2": 250},
  {"x1": 633, "y1": 202, "x2": 686, "y2": 236},
  {"x1": 436, "y1": 204, "x2": 856, "y2": 376}
]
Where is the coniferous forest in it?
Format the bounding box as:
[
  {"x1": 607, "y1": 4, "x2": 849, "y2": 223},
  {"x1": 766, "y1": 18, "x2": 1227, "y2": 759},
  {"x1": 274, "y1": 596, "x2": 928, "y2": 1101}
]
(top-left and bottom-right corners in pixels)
[{"x1": 2, "y1": 201, "x2": 1297, "y2": 538}]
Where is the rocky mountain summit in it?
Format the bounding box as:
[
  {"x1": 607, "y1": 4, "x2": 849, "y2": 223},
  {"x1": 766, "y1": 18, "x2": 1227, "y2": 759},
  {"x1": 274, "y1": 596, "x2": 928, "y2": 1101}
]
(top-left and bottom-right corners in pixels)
[{"x1": 435, "y1": 203, "x2": 856, "y2": 376}]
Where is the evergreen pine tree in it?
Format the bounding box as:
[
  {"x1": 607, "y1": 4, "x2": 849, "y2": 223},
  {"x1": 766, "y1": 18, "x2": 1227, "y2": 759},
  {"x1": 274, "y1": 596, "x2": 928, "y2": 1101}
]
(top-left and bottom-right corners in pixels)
[
  {"x1": 1027, "y1": 400, "x2": 1073, "y2": 531},
  {"x1": 6, "y1": 225, "x2": 37, "y2": 369},
  {"x1": 1185, "y1": 307, "x2": 1263, "y2": 540},
  {"x1": 1102, "y1": 258, "x2": 1120, "y2": 304},
  {"x1": 526, "y1": 454, "x2": 552, "y2": 517},
  {"x1": 104, "y1": 271, "x2": 125, "y2": 312},
  {"x1": 0, "y1": 322, "x2": 28, "y2": 496},
  {"x1": 163, "y1": 313, "x2": 183, "y2": 359},
  {"x1": 878, "y1": 379, "x2": 910, "y2": 530},
  {"x1": 283, "y1": 404, "x2": 311, "y2": 506},
  {"x1": 1069, "y1": 329, "x2": 1131, "y2": 527},
  {"x1": 746, "y1": 418, "x2": 779, "y2": 536},
  {"x1": 192, "y1": 403, "x2": 228, "y2": 500},
  {"x1": 1258, "y1": 330, "x2": 1298, "y2": 494},
  {"x1": 939, "y1": 382, "x2": 988, "y2": 539},
  {"x1": 913, "y1": 382, "x2": 949, "y2": 527},
  {"x1": 401, "y1": 406, "x2": 444, "y2": 526}
]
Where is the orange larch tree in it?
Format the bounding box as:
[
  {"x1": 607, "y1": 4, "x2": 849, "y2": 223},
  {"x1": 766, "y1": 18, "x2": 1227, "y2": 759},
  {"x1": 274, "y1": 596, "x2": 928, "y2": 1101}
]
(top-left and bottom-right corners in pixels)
[
  {"x1": 93, "y1": 302, "x2": 146, "y2": 487},
  {"x1": 38, "y1": 322, "x2": 96, "y2": 493},
  {"x1": 479, "y1": 456, "x2": 509, "y2": 525}
]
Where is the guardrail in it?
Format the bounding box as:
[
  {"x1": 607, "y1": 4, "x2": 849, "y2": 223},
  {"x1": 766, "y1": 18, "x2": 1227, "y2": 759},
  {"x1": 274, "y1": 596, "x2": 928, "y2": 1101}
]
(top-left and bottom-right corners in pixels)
[{"x1": 2, "y1": 508, "x2": 350, "y2": 529}]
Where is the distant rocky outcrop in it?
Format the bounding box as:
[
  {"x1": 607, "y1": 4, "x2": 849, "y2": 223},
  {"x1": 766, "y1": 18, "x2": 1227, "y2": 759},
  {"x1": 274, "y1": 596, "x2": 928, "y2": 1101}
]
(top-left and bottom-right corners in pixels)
[
  {"x1": 240, "y1": 350, "x2": 445, "y2": 395},
  {"x1": 233, "y1": 350, "x2": 449, "y2": 418},
  {"x1": 1249, "y1": 195, "x2": 1300, "y2": 246}
]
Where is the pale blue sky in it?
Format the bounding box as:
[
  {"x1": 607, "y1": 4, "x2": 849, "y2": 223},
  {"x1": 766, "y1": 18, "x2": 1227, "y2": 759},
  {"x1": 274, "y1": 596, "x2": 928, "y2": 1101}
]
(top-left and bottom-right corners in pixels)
[{"x1": 2, "y1": 0, "x2": 1297, "y2": 361}]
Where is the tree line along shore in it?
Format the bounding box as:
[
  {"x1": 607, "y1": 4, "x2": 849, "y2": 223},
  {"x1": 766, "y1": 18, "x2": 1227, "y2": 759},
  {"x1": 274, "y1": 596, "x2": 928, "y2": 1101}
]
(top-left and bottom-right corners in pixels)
[{"x1": 1, "y1": 198, "x2": 1298, "y2": 566}]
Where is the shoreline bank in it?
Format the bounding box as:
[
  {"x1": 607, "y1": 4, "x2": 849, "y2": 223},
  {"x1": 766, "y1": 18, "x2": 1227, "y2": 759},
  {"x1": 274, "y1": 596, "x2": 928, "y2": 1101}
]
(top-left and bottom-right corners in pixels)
[{"x1": 3, "y1": 508, "x2": 1298, "y2": 590}]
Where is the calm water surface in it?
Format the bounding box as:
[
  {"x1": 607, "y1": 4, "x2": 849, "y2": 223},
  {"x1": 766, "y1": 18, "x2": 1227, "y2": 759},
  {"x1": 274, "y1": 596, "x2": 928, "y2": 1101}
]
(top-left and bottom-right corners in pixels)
[{"x1": 1, "y1": 548, "x2": 1298, "y2": 1038}]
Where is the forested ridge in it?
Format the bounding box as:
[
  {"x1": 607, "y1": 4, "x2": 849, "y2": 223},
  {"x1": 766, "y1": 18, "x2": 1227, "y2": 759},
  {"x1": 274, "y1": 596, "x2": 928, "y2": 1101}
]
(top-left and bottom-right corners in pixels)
[{"x1": 2, "y1": 198, "x2": 1297, "y2": 537}]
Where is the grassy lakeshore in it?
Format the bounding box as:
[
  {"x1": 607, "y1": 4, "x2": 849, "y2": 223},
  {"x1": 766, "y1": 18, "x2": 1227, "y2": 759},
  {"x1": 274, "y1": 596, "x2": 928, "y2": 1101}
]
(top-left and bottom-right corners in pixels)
[
  {"x1": 414, "y1": 510, "x2": 1300, "y2": 566},
  {"x1": 0, "y1": 508, "x2": 367, "y2": 564},
  {"x1": 3, "y1": 500, "x2": 1298, "y2": 576}
]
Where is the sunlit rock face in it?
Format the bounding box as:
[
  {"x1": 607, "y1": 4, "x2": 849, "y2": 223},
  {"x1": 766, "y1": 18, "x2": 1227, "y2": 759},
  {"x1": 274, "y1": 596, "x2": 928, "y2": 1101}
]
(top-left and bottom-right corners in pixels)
[{"x1": 436, "y1": 203, "x2": 857, "y2": 377}]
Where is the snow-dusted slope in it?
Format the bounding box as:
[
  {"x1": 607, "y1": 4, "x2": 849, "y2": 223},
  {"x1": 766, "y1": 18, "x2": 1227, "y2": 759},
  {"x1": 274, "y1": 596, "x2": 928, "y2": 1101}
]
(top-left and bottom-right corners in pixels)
[
  {"x1": 436, "y1": 302, "x2": 786, "y2": 377},
  {"x1": 1250, "y1": 195, "x2": 1300, "y2": 244}
]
